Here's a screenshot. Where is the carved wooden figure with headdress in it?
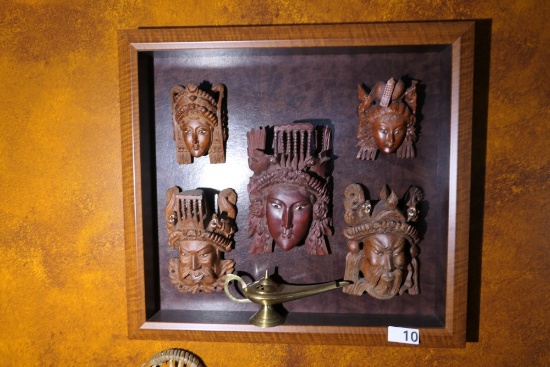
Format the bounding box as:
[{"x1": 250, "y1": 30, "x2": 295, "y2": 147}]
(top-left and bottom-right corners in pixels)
[
  {"x1": 170, "y1": 83, "x2": 226, "y2": 164},
  {"x1": 356, "y1": 77, "x2": 418, "y2": 160},
  {"x1": 165, "y1": 187, "x2": 237, "y2": 293},
  {"x1": 343, "y1": 184, "x2": 423, "y2": 299},
  {"x1": 247, "y1": 123, "x2": 333, "y2": 255}
]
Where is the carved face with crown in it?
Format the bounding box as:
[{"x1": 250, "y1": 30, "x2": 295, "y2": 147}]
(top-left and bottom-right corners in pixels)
[
  {"x1": 342, "y1": 184, "x2": 423, "y2": 299},
  {"x1": 247, "y1": 123, "x2": 333, "y2": 255},
  {"x1": 165, "y1": 187, "x2": 237, "y2": 294},
  {"x1": 356, "y1": 78, "x2": 418, "y2": 160},
  {"x1": 170, "y1": 83, "x2": 226, "y2": 164}
]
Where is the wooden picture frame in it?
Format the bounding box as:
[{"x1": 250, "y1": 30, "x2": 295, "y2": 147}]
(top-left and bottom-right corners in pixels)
[{"x1": 119, "y1": 21, "x2": 473, "y2": 347}]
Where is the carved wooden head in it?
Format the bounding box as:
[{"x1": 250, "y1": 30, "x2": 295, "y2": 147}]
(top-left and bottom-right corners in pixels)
[
  {"x1": 170, "y1": 83, "x2": 226, "y2": 164},
  {"x1": 247, "y1": 123, "x2": 333, "y2": 255},
  {"x1": 165, "y1": 187, "x2": 237, "y2": 293},
  {"x1": 342, "y1": 184, "x2": 423, "y2": 299},
  {"x1": 356, "y1": 78, "x2": 418, "y2": 160}
]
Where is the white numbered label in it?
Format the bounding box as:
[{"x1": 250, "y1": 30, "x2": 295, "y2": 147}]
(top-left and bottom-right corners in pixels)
[{"x1": 388, "y1": 326, "x2": 420, "y2": 345}]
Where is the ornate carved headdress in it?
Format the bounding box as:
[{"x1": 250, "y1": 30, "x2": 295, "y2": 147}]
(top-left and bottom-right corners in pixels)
[
  {"x1": 165, "y1": 187, "x2": 237, "y2": 252},
  {"x1": 343, "y1": 184, "x2": 423, "y2": 296},
  {"x1": 343, "y1": 184, "x2": 422, "y2": 244},
  {"x1": 357, "y1": 77, "x2": 418, "y2": 160},
  {"x1": 247, "y1": 123, "x2": 333, "y2": 255},
  {"x1": 170, "y1": 83, "x2": 226, "y2": 164}
]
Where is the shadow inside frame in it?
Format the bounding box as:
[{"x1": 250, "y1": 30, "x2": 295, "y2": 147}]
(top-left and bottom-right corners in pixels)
[{"x1": 466, "y1": 18, "x2": 492, "y2": 343}]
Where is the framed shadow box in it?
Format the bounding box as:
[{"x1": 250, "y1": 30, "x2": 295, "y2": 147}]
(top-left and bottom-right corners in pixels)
[{"x1": 119, "y1": 21, "x2": 473, "y2": 347}]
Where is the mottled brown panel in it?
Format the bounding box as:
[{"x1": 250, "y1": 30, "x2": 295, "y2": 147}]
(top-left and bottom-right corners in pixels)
[{"x1": 148, "y1": 46, "x2": 451, "y2": 323}]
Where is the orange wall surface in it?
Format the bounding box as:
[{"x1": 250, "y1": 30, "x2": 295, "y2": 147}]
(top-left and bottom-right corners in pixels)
[{"x1": 1, "y1": 0, "x2": 548, "y2": 366}]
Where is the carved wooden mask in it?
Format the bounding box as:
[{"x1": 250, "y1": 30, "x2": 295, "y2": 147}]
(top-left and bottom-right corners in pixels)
[
  {"x1": 342, "y1": 184, "x2": 423, "y2": 299},
  {"x1": 170, "y1": 83, "x2": 227, "y2": 164},
  {"x1": 356, "y1": 78, "x2": 418, "y2": 160},
  {"x1": 165, "y1": 187, "x2": 237, "y2": 293},
  {"x1": 247, "y1": 123, "x2": 333, "y2": 255}
]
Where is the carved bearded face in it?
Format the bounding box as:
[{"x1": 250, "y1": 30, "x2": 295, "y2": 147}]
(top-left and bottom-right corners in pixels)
[
  {"x1": 362, "y1": 232, "x2": 406, "y2": 299},
  {"x1": 265, "y1": 185, "x2": 313, "y2": 251},
  {"x1": 177, "y1": 240, "x2": 220, "y2": 286},
  {"x1": 371, "y1": 114, "x2": 407, "y2": 154},
  {"x1": 181, "y1": 118, "x2": 212, "y2": 158}
]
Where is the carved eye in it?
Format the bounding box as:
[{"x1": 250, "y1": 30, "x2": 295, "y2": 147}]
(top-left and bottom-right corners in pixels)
[
  {"x1": 270, "y1": 203, "x2": 282, "y2": 209},
  {"x1": 201, "y1": 253, "x2": 209, "y2": 257},
  {"x1": 374, "y1": 250, "x2": 382, "y2": 255},
  {"x1": 183, "y1": 128, "x2": 192, "y2": 135},
  {"x1": 295, "y1": 204, "x2": 307, "y2": 211},
  {"x1": 198, "y1": 129, "x2": 207, "y2": 135},
  {"x1": 380, "y1": 128, "x2": 388, "y2": 134},
  {"x1": 394, "y1": 129, "x2": 401, "y2": 135}
]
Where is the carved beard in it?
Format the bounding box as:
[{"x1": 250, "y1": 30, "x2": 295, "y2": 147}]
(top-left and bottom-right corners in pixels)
[
  {"x1": 169, "y1": 257, "x2": 229, "y2": 294},
  {"x1": 365, "y1": 266, "x2": 403, "y2": 300}
]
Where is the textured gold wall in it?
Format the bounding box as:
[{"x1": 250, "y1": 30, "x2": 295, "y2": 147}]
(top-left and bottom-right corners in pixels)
[{"x1": 1, "y1": 0, "x2": 548, "y2": 365}]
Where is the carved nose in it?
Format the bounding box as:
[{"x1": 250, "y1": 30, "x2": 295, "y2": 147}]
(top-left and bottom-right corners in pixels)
[
  {"x1": 281, "y1": 209, "x2": 293, "y2": 229},
  {"x1": 190, "y1": 254, "x2": 200, "y2": 270},
  {"x1": 381, "y1": 254, "x2": 393, "y2": 271},
  {"x1": 387, "y1": 133, "x2": 394, "y2": 145}
]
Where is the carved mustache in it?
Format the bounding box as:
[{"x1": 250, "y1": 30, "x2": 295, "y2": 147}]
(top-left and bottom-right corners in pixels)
[{"x1": 181, "y1": 266, "x2": 217, "y2": 282}]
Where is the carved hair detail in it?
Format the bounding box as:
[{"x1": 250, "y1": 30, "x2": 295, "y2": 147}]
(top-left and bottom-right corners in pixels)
[{"x1": 171, "y1": 83, "x2": 220, "y2": 126}]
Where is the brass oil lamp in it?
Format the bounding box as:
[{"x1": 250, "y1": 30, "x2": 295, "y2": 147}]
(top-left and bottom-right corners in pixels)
[{"x1": 224, "y1": 270, "x2": 350, "y2": 328}]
